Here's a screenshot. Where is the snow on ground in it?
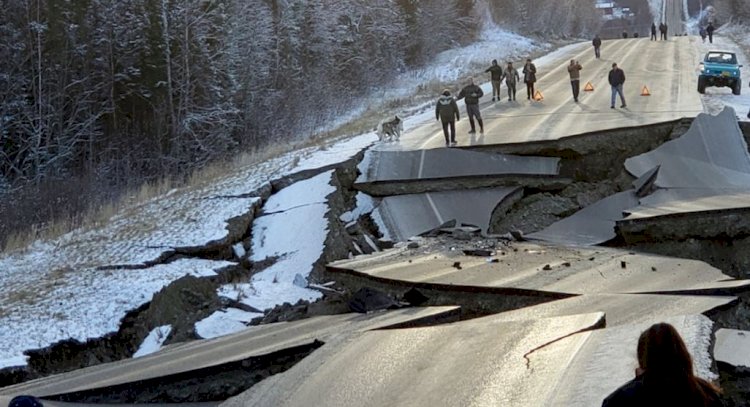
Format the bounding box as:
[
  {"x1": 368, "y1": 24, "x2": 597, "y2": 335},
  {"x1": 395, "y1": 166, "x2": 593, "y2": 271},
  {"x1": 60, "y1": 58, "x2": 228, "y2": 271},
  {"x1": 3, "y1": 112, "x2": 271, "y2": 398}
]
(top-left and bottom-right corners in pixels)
[
  {"x1": 698, "y1": 25, "x2": 750, "y2": 122},
  {"x1": 133, "y1": 325, "x2": 172, "y2": 358},
  {"x1": 0, "y1": 258, "x2": 231, "y2": 368},
  {"x1": 195, "y1": 308, "x2": 261, "y2": 340},
  {"x1": 212, "y1": 171, "x2": 335, "y2": 313},
  {"x1": 340, "y1": 193, "x2": 378, "y2": 224},
  {"x1": 376, "y1": 24, "x2": 548, "y2": 111},
  {"x1": 0, "y1": 23, "x2": 545, "y2": 363}
]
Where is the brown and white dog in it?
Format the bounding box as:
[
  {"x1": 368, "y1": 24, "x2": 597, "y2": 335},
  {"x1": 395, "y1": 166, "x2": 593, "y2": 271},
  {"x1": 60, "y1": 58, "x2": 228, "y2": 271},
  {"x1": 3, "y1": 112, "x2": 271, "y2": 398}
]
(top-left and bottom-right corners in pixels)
[{"x1": 376, "y1": 115, "x2": 403, "y2": 142}]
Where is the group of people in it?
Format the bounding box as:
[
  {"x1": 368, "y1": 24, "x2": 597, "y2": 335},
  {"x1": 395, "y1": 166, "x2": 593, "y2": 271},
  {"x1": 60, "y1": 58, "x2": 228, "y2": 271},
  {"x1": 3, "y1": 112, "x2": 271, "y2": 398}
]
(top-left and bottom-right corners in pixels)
[
  {"x1": 435, "y1": 52, "x2": 631, "y2": 146},
  {"x1": 651, "y1": 22, "x2": 670, "y2": 40},
  {"x1": 435, "y1": 58, "x2": 537, "y2": 146}
]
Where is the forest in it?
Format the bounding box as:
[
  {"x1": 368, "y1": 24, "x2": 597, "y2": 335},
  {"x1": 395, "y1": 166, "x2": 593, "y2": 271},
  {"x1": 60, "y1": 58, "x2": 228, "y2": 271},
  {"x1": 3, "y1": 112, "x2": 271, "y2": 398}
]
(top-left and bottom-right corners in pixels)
[{"x1": 0, "y1": 0, "x2": 607, "y2": 245}]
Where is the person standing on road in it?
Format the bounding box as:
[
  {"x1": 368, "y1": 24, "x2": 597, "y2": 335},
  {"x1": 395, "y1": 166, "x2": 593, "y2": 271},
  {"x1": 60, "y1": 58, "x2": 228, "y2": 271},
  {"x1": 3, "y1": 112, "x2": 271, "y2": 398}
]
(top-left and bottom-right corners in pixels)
[
  {"x1": 651, "y1": 23, "x2": 657, "y2": 41},
  {"x1": 593, "y1": 35, "x2": 602, "y2": 59},
  {"x1": 706, "y1": 22, "x2": 715, "y2": 44},
  {"x1": 485, "y1": 59, "x2": 504, "y2": 102},
  {"x1": 567, "y1": 60, "x2": 583, "y2": 103},
  {"x1": 523, "y1": 58, "x2": 537, "y2": 100},
  {"x1": 435, "y1": 89, "x2": 460, "y2": 147},
  {"x1": 660, "y1": 23, "x2": 668, "y2": 40},
  {"x1": 609, "y1": 62, "x2": 626, "y2": 109},
  {"x1": 699, "y1": 26, "x2": 707, "y2": 43},
  {"x1": 503, "y1": 62, "x2": 520, "y2": 101},
  {"x1": 457, "y1": 77, "x2": 484, "y2": 134}
]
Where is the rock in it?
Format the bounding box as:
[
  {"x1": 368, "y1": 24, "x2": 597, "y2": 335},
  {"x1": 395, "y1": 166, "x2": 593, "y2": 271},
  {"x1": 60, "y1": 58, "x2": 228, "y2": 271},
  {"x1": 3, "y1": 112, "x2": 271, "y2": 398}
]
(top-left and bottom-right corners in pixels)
[
  {"x1": 510, "y1": 230, "x2": 525, "y2": 241},
  {"x1": 452, "y1": 262, "x2": 462, "y2": 270},
  {"x1": 407, "y1": 242, "x2": 420, "y2": 249},
  {"x1": 542, "y1": 264, "x2": 552, "y2": 271},
  {"x1": 463, "y1": 249, "x2": 494, "y2": 257},
  {"x1": 348, "y1": 288, "x2": 400, "y2": 313},
  {"x1": 293, "y1": 273, "x2": 308, "y2": 288},
  {"x1": 402, "y1": 288, "x2": 430, "y2": 306}
]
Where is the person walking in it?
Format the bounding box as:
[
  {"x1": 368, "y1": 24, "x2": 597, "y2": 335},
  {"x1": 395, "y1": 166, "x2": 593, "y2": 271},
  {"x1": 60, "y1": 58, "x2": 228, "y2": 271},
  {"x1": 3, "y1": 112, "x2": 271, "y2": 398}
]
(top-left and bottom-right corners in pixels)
[
  {"x1": 503, "y1": 62, "x2": 520, "y2": 101},
  {"x1": 457, "y1": 77, "x2": 484, "y2": 134},
  {"x1": 650, "y1": 23, "x2": 657, "y2": 41},
  {"x1": 609, "y1": 62, "x2": 626, "y2": 109},
  {"x1": 593, "y1": 35, "x2": 602, "y2": 59},
  {"x1": 602, "y1": 323, "x2": 723, "y2": 407},
  {"x1": 567, "y1": 60, "x2": 583, "y2": 103},
  {"x1": 435, "y1": 89, "x2": 460, "y2": 147},
  {"x1": 699, "y1": 26, "x2": 707, "y2": 43},
  {"x1": 706, "y1": 22, "x2": 715, "y2": 44},
  {"x1": 485, "y1": 59, "x2": 504, "y2": 102},
  {"x1": 523, "y1": 58, "x2": 537, "y2": 100}
]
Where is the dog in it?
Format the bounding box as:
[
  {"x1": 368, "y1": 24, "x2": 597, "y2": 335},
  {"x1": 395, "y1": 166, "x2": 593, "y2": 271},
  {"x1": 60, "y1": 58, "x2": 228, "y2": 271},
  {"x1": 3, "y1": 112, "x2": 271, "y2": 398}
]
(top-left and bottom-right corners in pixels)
[{"x1": 376, "y1": 115, "x2": 403, "y2": 142}]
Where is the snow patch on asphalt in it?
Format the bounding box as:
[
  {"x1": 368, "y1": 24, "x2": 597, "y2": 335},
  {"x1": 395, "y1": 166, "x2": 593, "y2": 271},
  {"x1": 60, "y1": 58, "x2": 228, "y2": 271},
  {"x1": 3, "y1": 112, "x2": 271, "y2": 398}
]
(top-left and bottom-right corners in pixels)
[
  {"x1": 133, "y1": 325, "x2": 172, "y2": 358},
  {"x1": 195, "y1": 308, "x2": 262, "y2": 340}
]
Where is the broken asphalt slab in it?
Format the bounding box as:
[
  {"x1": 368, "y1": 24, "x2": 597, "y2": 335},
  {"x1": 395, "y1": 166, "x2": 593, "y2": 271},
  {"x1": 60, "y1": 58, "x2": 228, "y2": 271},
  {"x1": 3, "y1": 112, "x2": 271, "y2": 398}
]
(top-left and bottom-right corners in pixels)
[
  {"x1": 330, "y1": 243, "x2": 750, "y2": 296},
  {"x1": 714, "y1": 328, "x2": 750, "y2": 368},
  {"x1": 355, "y1": 148, "x2": 564, "y2": 196},
  {"x1": 220, "y1": 312, "x2": 606, "y2": 407},
  {"x1": 374, "y1": 187, "x2": 522, "y2": 241},
  {"x1": 617, "y1": 107, "x2": 750, "y2": 242},
  {"x1": 0, "y1": 308, "x2": 459, "y2": 401},
  {"x1": 624, "y1": 107, "x2": 750, "y2": 189},
  {"x1": 220, "y1": 313, "x2": 716, "y2": 407}
]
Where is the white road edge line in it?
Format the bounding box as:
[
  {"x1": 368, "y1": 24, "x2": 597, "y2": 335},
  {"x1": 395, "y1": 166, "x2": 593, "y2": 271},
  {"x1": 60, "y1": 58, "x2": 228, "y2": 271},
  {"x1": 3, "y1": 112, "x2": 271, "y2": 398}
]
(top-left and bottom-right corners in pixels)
[
  {"x1": 417, "y1": 149, "x2": 427, "y2": 178},
  {"x1": 425, "y1": 193, "x2": 444, "y2": 224}
]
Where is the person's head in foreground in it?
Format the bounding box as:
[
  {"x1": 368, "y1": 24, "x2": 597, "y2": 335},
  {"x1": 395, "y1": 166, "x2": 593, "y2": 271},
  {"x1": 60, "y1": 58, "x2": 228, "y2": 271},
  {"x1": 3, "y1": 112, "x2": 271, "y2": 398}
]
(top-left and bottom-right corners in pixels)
[
  {"x1": 602, "y1": 322, "x2": 723, "y2": 407},
  {"x1": 8, "y1": 396, "x2": 43, "y2": 407}
]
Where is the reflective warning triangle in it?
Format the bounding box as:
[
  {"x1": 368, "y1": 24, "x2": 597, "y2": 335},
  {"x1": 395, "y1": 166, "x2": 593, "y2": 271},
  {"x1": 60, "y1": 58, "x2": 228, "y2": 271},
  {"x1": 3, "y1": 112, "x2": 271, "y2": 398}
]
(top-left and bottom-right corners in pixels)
[
  {"x1": 533, "y1": 90, "x2": 544, "y2": 101},
  {"x1": 641, "y1": 85, "x2": 651, "y2": 96},
  {"x1": 584, "y1": 82, "x2": 594, "y2": 91}
]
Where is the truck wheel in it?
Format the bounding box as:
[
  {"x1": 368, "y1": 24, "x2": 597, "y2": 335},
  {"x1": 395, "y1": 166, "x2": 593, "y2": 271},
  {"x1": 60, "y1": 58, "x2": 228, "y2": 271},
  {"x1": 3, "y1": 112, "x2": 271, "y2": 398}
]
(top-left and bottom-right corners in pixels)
[
  {"x1": 733, "y1": 79, "x2": 742, "y2": 95},
  {"x1": 698, "y1": 77, "x2": 707, "y2": 94}
]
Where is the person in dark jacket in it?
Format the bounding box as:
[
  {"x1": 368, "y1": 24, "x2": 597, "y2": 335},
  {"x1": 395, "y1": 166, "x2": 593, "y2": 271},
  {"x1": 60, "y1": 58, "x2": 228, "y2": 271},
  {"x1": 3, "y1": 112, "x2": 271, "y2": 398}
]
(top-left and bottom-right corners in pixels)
[
  {"x1": 522, "y1": 58, "x2": 537, "y2": 100},
  {"x1": 435, "y1": 89, "x2": 460, "y2": 146},
  {"x1": 567, "y1": 59, "x2": 583, "y2": 102},
  {"x1": 502, "y1": 62, "x2": 520, "y2": 101},
  {"x1": 608, "y1": 62, "x2": 626, "y2": 109},
  {"x1": 699, "y1": 27, "x2": 707, "y2": 43},
  {"x1": 706, "y1": 22, "x2": 715, "y2": 43},
  {"x1": 485, "y1": 59, "x2": 504, "y2": 102},
  {"x1": 457, "y1": 78, "x2": 484, "y2": 134},
  {"x1": 602, "y1": 323, "x2": 724, "y2": 407},
  {"x1": 651, "y1": 23, "x2": 657, "y2": 41},
  {"x1": 593, "y1": 35, "x2": 602, "y2": 59}
]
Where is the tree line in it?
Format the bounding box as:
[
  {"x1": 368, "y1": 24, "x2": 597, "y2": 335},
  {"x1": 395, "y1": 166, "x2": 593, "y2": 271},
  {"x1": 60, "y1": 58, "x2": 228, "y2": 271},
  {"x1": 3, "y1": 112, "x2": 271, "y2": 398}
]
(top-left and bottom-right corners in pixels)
[{"x1": 0, "y1": 0, "x2": 599, "y2": 244}]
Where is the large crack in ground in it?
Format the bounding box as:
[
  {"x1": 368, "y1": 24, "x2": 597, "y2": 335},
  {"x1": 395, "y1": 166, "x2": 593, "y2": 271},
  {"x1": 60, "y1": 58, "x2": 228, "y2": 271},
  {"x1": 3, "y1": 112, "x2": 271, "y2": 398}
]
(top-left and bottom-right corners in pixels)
[{"x1": 4, "y1": 119, "x2": 750, "y2": 402}]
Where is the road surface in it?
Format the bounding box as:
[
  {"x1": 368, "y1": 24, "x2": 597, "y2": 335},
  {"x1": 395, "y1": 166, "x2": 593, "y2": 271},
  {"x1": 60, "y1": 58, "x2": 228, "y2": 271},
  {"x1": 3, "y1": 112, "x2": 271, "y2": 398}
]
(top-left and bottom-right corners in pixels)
[{"x1": 392, "y1": 35, "x2": 704, "y2": 150}]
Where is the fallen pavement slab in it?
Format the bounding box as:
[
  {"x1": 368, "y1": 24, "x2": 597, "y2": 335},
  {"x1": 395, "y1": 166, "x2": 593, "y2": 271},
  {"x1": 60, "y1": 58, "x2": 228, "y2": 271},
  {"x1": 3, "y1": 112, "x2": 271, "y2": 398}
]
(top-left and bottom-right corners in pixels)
[
  {"x1": 220, "y1": 312, "x2": 606, "y2": 407},
  {"x1": 331, "y1": 243, "x2": 750, "y2": 296},
  {"x1": 355, "y1": 148, "x2": 563, "y2": 196},
  {"x1": 374, "y1": 187, "x2": 522, "y2": 241},
  {"x1": 0, "y1": 308, "x2": 459, "y2": 400},
  {"x1": 714, "y1": 328, "x2": 750, "y2": 368}
]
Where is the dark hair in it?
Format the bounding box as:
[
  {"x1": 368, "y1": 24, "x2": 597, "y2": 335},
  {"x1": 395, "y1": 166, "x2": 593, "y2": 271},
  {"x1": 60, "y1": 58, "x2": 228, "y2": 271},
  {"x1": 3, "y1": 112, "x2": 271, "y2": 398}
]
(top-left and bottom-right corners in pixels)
[{"x1": 637, "y1": 323, "x2": 721, "y2": 406}]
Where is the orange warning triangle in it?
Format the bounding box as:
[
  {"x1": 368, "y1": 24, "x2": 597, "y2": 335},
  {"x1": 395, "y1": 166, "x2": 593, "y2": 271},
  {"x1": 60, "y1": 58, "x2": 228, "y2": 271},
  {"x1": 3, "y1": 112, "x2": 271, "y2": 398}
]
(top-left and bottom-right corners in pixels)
[
  {"x1": 584, "y1": 82, "x2": 594, "y2": 92},
  {"x1": 641, "y1": 85, "x2": 651, "y2": 96},
  {"x1": 533, "y1": 90, "x2": 544, "y2": 101}
]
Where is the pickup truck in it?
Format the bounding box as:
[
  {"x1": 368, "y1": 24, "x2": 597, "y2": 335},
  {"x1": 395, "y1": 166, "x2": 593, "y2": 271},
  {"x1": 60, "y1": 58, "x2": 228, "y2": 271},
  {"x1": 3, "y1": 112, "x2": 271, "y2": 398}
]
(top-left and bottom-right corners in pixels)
[{"x1": 698, "y1": 51, "x2": 742, "y2": 95}]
